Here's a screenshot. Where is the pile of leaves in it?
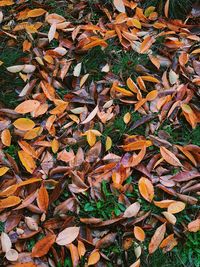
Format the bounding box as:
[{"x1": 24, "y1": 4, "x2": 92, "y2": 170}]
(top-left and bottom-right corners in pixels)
[{"x1": 0, "y1": 0, "x2": 200, "y2": 266}]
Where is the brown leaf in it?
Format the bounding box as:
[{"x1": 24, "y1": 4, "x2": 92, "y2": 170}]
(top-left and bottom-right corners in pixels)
[
  {"x1": 123, "y1": 202, "x2": 140, "y2": 218},
  {"x1": 56, "y1": 227, "x2": 80, "y2": 245},
  {"x1": 149, "y1": 223, "x2": 166, "y2": 254},
  {"x1": 37, "y1": 184, "x2": 49, "y2": 212},
  {"x1": 160, "y1": 146, "x2": 182, "y2": 167},
  {"x1": 32, "y1": 234, "x2": 56, "y2": 257}
]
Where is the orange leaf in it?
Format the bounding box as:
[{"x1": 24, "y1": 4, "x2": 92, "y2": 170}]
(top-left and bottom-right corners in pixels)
[
  {"x1": 67, "y1": 243, "x2": 79, "y2": 267},
  {"x1": 37, "y1": 184, "x2": 49, "y2": 212},
  {"x1": 126, "y1": 77, "x2": 139, "y2": 93},
  {"x1": 40, "y1": 81, "x2": 55, "y2": 101},
  {"x1": 18, "y1": 150, "x2": 36, "y2": 174},
  {"x1": 78, "y1": 240, "x2": 86, "y2": 258},
  {"x1": 15, "y1": 100, "x2": 40, "y2": 114},
  {"x1": 146, "y1": 90, "x2": 158, "y2": 101},
  {"x1": 140, "y1": 36, "x2": 155, "y2": 53},
  {"x1": 160, "y1": 146, "x2": 182, "y2": 167},
  {"x1": 134, "y1": 226, "x2": 146, "y2": 241},
  {"x1": 23, "y1": 40, "x2": 32, "y2": 52},
  {"x1": 88, "y1": 250, "x2": 100, "y2": 266},
  {"x1": 149, "y1": 223, "x2": 166, "y2": 254},
  {"x1": 138, "y1": 177, "x2": 154, "y2": 202},
  {"x1": 26, "y1": 8, "x2": 46, "y2": 18},
  {"x1": 130, "y1": 259, "x2": 140, "y2": 267},
  {"x1": 0, "y1": 166, "x2": 9, "y2": 176},
  {"x1": 164, "y1": 0, "x2": 170, "y2": 17},
  {"x1": 140, "y1": 76, "x2": 160, "y2": 83},
  {"x1": 154, "y1": 200, "x2": 175, "y2": 208},
  {"x1": 167, "y1": 201, "x2": 186, "y2": 214},
  {"x1": 159, "y1": 234, "x2": 178, "y2": 253},
  {"x1": 32, "y1": 234, "x2": 56, "y2": 257},
  {"x1": 1, "y1": 129, "x2": 11, "y2": 146},
  {"x1": 122, "y1": 140, "x2": 152, "y2": 151},
  {"x1": 0, "y1": 0, "x2": 14, "y2": 6},
  {"x1": 188, "y1": 219, "x2": 200, "y2": 232},
  {"x1": 0, "y1": 196, "x2": 21, "y2": 209},
  {"x1": 13, "y1": 118, "x2": 35, "y2": 131},
  {"x1": 149, "y1": 55, "x2": 160, "y2": 69},
  {"x1": 112, "y1": 84, "x2": 134, "y2": 96}
]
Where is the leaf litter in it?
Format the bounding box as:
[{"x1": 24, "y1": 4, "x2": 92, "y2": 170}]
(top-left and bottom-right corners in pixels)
[{"x1": 0, "y1": 0, "x2": 200, "y2": 266}]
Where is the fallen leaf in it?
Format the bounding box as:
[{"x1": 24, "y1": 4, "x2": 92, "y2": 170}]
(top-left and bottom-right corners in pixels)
[
  {"x1": 167, "y1": 201, "x2": 186, "y2": 214},
  {"x1": 113, "y1": 0, "x2": 125, "y2": 13},
  {"x1": 13, "y1": 118, "x2": 35, "y2": 131},
  {"x1": 160, "y1": 146, "x2": 182, "y2": 167},
  {"x1": 123, "y1": 202, "x2": 140, "y2": 218},
  {"x1": 138, "y1": 177, "x2": 154, "y2": 202},
  {"x1": 32, "y1": 234, "x2": 56, "y2": 257},
  {"x1": 1, "y1": 129, "x2": 11, "y2": 146},
  {"x1": 88, "y1": 250, "x2": 100, "y2": 266},
  {"x1": 0, "y1": 196, "x2": 21, "y2": 209},
  {"x1": 37, "y1": 184, "x2": 49, "y2": 212},
  {"x1": 15, "y1": 100, "x2": 40, "y2": 114},
  {"x1": 149, "y1": 223, "x2": 166, "y2": 254},
  {"x1": 56, "y1": 227, "x2": 80, "y2": 245},
  {"x1": 134, "y1": 226, "x2": 145, "y2": 241}
]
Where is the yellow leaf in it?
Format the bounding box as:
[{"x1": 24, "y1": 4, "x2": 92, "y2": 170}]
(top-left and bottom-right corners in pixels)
[
  {"x1": 105, "y1": 136, "x2": 112, "y2": 151},
  {"x1": 0, "y1": 166, "x2": 9, "y2": 176},
  {"x1": 123, "y1": 112, "x2": 131, "y2": 124},
  {"x1": 87, "y1": 130, "x2": 96, "y2": 147},
  {"x1": 128, "y1": 18, "x2": 141, "y2": 29},
  {"x1": 52, "y1": 138, "x2": 59, "y2": 153},
  {"x1": 18, "y1": 150, "x2": 36, "y2": 174},
  {"x1": 13, "y1": 118, "x2": 35, "y2": 131}
]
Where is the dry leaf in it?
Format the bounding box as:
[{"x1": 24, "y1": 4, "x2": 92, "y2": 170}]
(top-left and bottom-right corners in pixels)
[
  {"x1": 167, "y1": 201, "x2": 186, "y2": 214},
  {"x1": 134, "y1": 226, "x2": 145, "y2": 242},
  {"x1": 149, "y1": 223, "x2": 166, "y2": 254},
  {"x1": 32, "y1": 234, "x2": 56, "y2": 257},
  {"x1": 138, "y1": 177, "x2": 154, "y2": 202},
  {"x1": 88, "y1": 250, "x2": 100, "y2": 266},
  {"x1": 56, "y1": 227, "x2": 80, "y2": 245},
  {"x1": 160, "y1": 146, "x2": 182, "y2": 167},
  {"x1": 123, "y1": 202, "x2": 140, "y2": 218}
]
